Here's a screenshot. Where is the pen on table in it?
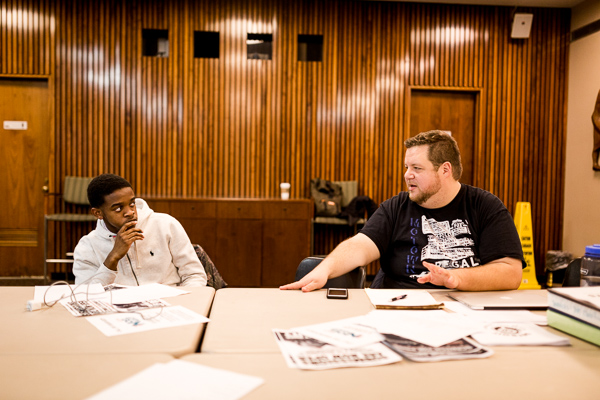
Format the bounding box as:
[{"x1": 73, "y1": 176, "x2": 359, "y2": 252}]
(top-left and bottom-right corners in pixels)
[{"x1": 390, "y1": 294, "x2": 407, "y2": 301}]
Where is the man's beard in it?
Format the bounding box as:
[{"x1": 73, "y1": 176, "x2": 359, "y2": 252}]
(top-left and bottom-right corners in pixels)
[{"x1": 408, "y1": 177, "x2": 441, "y2": 206}]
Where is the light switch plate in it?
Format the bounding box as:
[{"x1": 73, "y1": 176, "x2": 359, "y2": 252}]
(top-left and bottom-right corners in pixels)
[{"x1": 3, "y1": 121, "x2": 28, "y2": 130}]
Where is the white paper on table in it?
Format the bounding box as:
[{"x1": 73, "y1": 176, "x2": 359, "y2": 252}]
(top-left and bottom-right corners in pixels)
[
  {"x1": 273, "y1": 329, "x2": 402, "y2": 370},
  {"x1": 61, "y1": 298, "x2": 171, "y2": 317},
  {"x1": 292, "y1": 316, "x2": 384, "y2": 348},
  {"x1": 86, "y1": 360, "x2": 264, "y2": 400},
  {"x1": 364, "y1": 288, "x2": 442, "y2": 308},
  {"x1": 443, "y1": 300, "x2": 548, "y2": 325},
  {"x1": 34, "y1": 283, "x2": 107, "y2": 304},
  {"x1": 102, "y1": 283, "x2": 189, "y2": 304},
  {"x1": 470, "y1": 322, "x2": 570, "y2": 346},
  {"x1": 58, "y1": 283, "x2": 187, "y2": 307},
  {"x1": 86, "y1": 305, "x2": 209, "y2": 336},
  {"x1": 364, "y1": 310, "x2": 484, "y2": 347}
]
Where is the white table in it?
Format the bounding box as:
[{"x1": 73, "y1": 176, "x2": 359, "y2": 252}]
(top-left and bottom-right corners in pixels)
[
  {"x1": 182, "y1": 349, "x2": 600, "y2": 400},
  {"x1": 0, "y1": 353, "x2": 174, "y2": 400},
  {"x1": 0, "y1": 286, "x2": 215, "y2": 357},
  {"x1": 201, "y1": 288, "x2": 376, "y2": 353}
]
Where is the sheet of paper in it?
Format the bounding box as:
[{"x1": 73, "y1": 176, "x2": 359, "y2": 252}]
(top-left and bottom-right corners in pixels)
[
  {"x1": 273, "y1": 329, "x2": 402, "y2": 370},
  {"x1": 383, "y1": 333, "x2": 494, "y2": 362},
  {"x1": 470, "y1": 322, "x2": 571, "y2": 346},
  {"x1": 292, "y1": 316, "x2": 384, "y2": 348},
  {"x1": 86, "y1": 305, "x2": 209, "y2": 336},
  {"x1": 34, "y1": 283, "x2": 107, "y2": 304},
  {"x1": 61, "y1": 298, "x2": 170, "y2": 317},
  {"x1": 444, "y1": 300, "x2": 548, "y2": 325},
  {"x1": 104, "y1": 283, "x2": 189, "y2": 304},
  {"x1": 364, "y1": 288, "x2": 443, "y2": 309},
  {"x1": 364, "y1": 310, "x2": 484, "y2": 347},
  {"x1": 86, "y1": 360, "x2": 263, "y2": 400}
]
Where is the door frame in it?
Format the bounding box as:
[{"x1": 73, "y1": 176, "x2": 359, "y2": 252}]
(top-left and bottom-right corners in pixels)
[
  {"x1": 404, "y1": 85, "x2": 483, "y2": 187},
  {"x1": 0, "y1": 73, "x2": 55, "y2": 199},
  {"x1": 0, "y1": 74, "x2": 55, "y2": 276}
]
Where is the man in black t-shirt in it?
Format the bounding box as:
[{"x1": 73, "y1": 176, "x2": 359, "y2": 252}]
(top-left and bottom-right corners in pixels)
[{"x1": 280, "y1": 130, "x2": 524, "y2": 291}]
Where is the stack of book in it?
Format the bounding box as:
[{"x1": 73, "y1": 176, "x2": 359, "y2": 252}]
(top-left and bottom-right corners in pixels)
[{"x1": 547, "y1": 287, "x2": 600, "y2": 347}]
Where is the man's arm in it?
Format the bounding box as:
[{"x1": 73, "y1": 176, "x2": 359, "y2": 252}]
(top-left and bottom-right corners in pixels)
[
  {"x1": 73, "y1": 221, "x2": 144, "y2": 286},
  {"x1": 73, "y1": 236, "x2": 118, "y2": 286},
  {"x1": 279, "y1": 233, "x2": 380, "y2": 292},
  {"x1": 417, "y1": 257, "x2": 523, "y2": 291}
]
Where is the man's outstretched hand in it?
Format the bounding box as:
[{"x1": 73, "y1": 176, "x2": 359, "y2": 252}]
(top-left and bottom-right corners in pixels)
[{"x1": 417, "y1": 261, "x2": 460, "y2": 289}]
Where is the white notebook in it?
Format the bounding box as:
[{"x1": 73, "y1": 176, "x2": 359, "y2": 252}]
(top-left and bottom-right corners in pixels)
[{"x1": 364, "y1": 289, "x2": 444, "y2": 310}]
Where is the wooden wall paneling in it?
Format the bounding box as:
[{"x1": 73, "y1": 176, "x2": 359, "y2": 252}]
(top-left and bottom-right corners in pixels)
[
  {"x1": 347, "y1": 0, "x2": 360, "y2": 183},
  {"x1": 193, "y1": 0, "x2": 201, "y2": 197},
  {"x1": 187, "y1": 0, "x2": 197, "y2": 197},
  {"x1": 26, "y1": 0, "x2": 32, "y2": 72},
  {"x1": 214, "y1": 2, "x2": 224, "y2": 198},
  {"x1": 129, "y1": 0, "x2": 141, "y2": 194},
  {"x1": 294, "y1": 1, "x2": 306, "y2": 194},
  {"x1": 1, "y1": 1, "x2": 52, "y2": 81},
  {"x1": 0, "y1": 0, "x2": 571, "y2": 280},
  {"x1": 14, "y1": 0, "x2": 21, "y2": 72},
  {"x1": 5, "y1": 0, "x2": 14, "y2": 73},
  {"x1": 365, "y1": 4, "x2": 377, "y2": 195},
  {"x1": 1, "y1": 2, "x2": 5, "y2": 72}
]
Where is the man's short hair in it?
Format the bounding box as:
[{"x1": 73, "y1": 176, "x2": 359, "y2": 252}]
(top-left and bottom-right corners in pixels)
[
  {"x1": 87, "y1": 174, "x2": 132, "y2": 208},
  {"x1": 404, "y1": 130, "x2": 463, "y2": 180}
]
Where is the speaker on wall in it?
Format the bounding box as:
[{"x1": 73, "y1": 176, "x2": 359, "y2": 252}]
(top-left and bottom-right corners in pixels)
[{"x1": 511, "y1": 13, "x2": 534, "y2": 39}]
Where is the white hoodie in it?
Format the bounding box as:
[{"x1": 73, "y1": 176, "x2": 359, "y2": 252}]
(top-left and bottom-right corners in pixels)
[{"x1": 73, "y1": 199, "x2": 207, "y2": 287}]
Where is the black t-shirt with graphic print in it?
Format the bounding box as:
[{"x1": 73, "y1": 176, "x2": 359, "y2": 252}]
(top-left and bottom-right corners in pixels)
[{"x1": 361, "y1": 184, "x2": 525, "y2": 289}]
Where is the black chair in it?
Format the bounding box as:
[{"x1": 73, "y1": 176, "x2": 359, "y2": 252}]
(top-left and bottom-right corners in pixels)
[
  {"x1": 295, "y1": 256, "x2": 366, "y2": 289},
  {"x1": 562, "y1": 258, "x2": 581, "y2": 287}
]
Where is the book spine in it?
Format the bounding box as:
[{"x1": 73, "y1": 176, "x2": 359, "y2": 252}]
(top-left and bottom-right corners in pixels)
[
  {"x1": 547, "y1": 292, "x2": 600, "y2": 328},
  {"x1": 547, "y1": 310, "x2": 600, "y2": 347}
]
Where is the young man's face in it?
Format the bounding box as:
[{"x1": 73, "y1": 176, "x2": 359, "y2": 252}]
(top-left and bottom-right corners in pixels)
[
  {"x1": 91, "y1": 187, "x2": 138, "y2": 233},
  {"x1": 404, "y1": 145, "x2": 443, "y2": 206}
]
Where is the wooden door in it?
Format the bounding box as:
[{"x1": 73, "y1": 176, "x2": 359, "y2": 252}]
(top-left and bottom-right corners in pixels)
[
  {"x1": 0, "y1": 78, "x2": 50, "y2": 276},
  {"x1": 409, "y1": 89, "x2": 477, "y2": 186}
]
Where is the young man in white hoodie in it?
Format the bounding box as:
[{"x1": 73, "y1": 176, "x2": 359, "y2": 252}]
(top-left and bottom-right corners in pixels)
[{"x1": 73, "y1": 174, "x2": 207, "y2": 287}]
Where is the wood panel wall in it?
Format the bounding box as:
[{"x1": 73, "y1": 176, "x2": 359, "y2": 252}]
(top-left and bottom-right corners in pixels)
[{"x1": 1, "y1": 0, "x2": 570, "y2": 279}]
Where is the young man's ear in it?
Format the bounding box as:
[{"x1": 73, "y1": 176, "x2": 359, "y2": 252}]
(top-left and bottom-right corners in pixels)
[{"x1": 91, "y1": 208, "x2": 104, "y2": 220}]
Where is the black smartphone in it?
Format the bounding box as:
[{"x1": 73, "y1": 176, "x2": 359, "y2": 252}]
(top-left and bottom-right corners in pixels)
[{"x1": 326, "y1": 288, "x2": 348, "y2": 299}]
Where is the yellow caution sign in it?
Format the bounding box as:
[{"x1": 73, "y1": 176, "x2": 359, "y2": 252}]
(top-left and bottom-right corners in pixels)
[{"x1": 514, "y1": 202, "x2": 541, "y2": 289}]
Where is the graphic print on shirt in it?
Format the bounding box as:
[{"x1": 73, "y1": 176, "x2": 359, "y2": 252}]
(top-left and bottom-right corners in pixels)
[
  {"x1": 421, "y1": 216, "x2": 480, "y2": 269},
  {"x1": 406, "y1": 217, "x2": 421, "y2": 276}
]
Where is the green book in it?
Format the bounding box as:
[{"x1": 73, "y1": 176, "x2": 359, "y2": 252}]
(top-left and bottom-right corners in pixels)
[{"x1": 547, "y1": 309, "x2": 600, "y2": 347}]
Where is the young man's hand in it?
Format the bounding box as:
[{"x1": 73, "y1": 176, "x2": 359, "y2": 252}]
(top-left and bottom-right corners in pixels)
[{"x1": 104, "y1": 221, "x2": 144, "y2": 270}]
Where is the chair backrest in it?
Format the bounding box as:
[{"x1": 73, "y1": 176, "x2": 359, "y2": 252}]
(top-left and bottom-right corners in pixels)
[
  {"x1": 295, "y1": 256, "x2": 365, "y2": 289},
  {"x1": 193, "y1": 244, "x2": 228, "y2": 289},
  {"x1": 562, "y1": 258, "x2": 581, "y2": 287},
  {"x1": 334, "y1": 181, "x2": 358, "y2": 208},
  {"x1": 63, "y1": 176, "x2": 94, "y2": 205}
]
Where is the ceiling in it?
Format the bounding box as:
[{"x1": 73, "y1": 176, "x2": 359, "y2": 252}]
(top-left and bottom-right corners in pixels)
[{"x1": 371, "y1": 0, "x2": 585, "y2": 8}]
